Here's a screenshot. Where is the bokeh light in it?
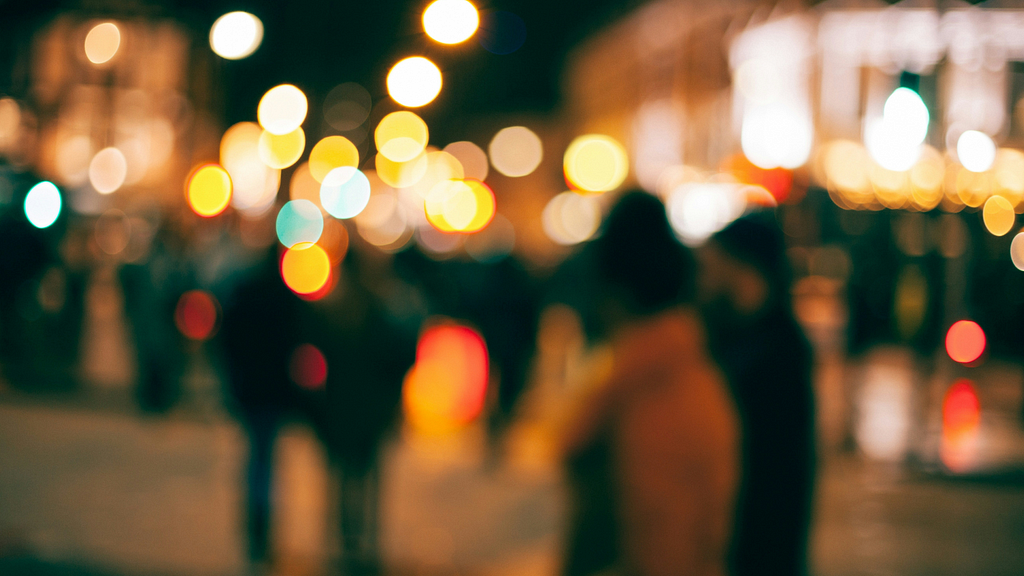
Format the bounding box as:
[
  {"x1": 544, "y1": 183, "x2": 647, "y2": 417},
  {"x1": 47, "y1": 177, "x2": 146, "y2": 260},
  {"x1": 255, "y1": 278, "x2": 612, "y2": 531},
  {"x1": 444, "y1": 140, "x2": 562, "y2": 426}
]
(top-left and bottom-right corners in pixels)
[
  {"x1": 276, "y1": 199, "x2": 324, "y2": 247},
  {"x1": 355, "y1": 173, "x2": 411, "y2": 248},
  {"x1": 443, "y1": 141, "x2": 488, "y2": 180},
  {"x1": 563, "y1": 134, "x2": 629, "y2": 193},
  {"x1": 308, "y1": 135, "x2": 359, "y2": 182},
  {"x1": 957, "y1": 130, "x2": 997, "y2": 173},
  {"x1": 289, "y1": 344, "x2": 327, "y2": 390},
  {"x1": 258, "y1": 84, "x2": 308, "y2": 135},
  {"x1": 461, "y1": 179, "x2": 496, "y2": 233},
  {"x1": 174, "y1": 290, "x2": 219, "y2": 341},
  {"x1": 1011, "y1": 232, "x2": 1024, "y2": 271},
  {"x1": 423, "y1": 0, "x2": 479, "y2": 44},
  {"x1": 221, "y1": 122, "x2": 280, "y2": 214},
  {"x1": 289, "y1": 162, "x2": 322, "y2": 206},
  {"x1": 542, "y1": 191, "x2": 600, "y2": 245},
  {"x1": 741, "y1": 106, "x2": 813, "y2": 169},
  {"x1": 317, "y1": 217, "x2": 349, "y2": 265},
  {"x1": 323, "y1": 83, "x2": 372, "y2": 131},
  {"x1": 209, "y1": 11, "x2": 263, "y2": 60},
  {"x1": 477, "y1": 11, "x2": 526, "y2": 55},
  {"x1": 403, "y1": 323, "x2": 489, "y2": 434},
  {"x1": 376, "y1": 151, "x2": 429, "y2": 188},
  {"x1": 280, "y1": 242, "x2": 331, "y2": 295},
  {"x1": 883, "y1": 87, "x2": 930, "y2": 145},
  {"x1": 88, "y1": 147, "x2": 128, "y2": 194},
  {"x1": 24, "y1": 181, "x2": 61, "y2": 229},
  {"x1": 489, "y1": 126, "x2": 542, "y2": 177},
  {"x1": 409, "y1": 151, "x2": 465, "y2": 198},
  {"x1": 84, "y1": 22, "x2": 120, "y2": 65},
  {"x1": 375, "y1": 111, "x2": 429, "y2": 163},
  {"x1": 982, "y1": 195, "x2": 1014, "y2": 236},
  {"x1": 258, "y1": 127, "x2": 305, "y2": 169},
  {"x1": 186, "y1": 164, "x2": 232, "y2": 217},
  {"x1": 667, "y1": 183, "x2": 747, "y2": 244},
  {"x1": 945, "y1": 320, "x2": 986, "y2": 364},
  {"x1": 387, "y1": 57, "x2": 443, "y2": 108},
  {"x1": 320, "y1": 167, "x2": 371, "y2": 219}
]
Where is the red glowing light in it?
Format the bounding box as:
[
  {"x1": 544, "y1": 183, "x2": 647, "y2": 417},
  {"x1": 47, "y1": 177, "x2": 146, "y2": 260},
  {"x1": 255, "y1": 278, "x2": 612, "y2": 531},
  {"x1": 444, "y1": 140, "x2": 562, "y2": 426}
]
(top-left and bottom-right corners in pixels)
[
  {"x1": 289, "y1": 344, "x2": 328, "y2": 390},
  {"x1": 945, "y1": 320, "x2": 986, "y2": 364},
  {"x1": 174, "y1": 290, "x2": 219, "y2": 341},
  {"x1": 941, "y1": 378, "x2": 981, "y2": 472},
  {"x1": 403, "y1": 322, "x2": 489, "y2": 433},
  {"x1": 724, "y1": 154, "x2": 792, "y2": 203}
]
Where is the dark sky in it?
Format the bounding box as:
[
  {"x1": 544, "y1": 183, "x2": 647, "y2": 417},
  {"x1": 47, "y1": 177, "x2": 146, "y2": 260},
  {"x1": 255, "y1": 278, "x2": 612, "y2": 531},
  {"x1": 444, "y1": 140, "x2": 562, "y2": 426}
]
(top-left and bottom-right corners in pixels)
[{"x1": 1, "y1": 0, "x2": 644, "y2": 140}]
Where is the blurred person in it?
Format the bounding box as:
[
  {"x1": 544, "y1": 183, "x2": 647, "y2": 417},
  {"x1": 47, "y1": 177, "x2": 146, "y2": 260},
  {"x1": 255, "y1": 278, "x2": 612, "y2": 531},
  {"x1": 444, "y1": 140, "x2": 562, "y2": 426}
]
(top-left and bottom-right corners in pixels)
[
  {"x1": 219, "y1": 246, "x2": 301, "y2": 568},
  {"x1": 561, "y1": 192, "x2": 741, "y2": 576},
  {"x1": 700, "y1": 215, "x2": 816, "y2": 576},
  {"x1": 303, "y1": 248, "x2": 417, "y2": 575}
]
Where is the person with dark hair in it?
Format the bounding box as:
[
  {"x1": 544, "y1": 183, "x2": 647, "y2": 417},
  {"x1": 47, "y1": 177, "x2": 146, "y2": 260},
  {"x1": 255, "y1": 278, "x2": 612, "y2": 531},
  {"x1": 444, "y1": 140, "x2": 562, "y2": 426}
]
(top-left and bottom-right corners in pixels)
[
  {"x1": 700, "y1": 214, "x2": 816, "y2": 576},
  {"x1": 560, "y1": 191, "x2": 741, "y2": 576}
]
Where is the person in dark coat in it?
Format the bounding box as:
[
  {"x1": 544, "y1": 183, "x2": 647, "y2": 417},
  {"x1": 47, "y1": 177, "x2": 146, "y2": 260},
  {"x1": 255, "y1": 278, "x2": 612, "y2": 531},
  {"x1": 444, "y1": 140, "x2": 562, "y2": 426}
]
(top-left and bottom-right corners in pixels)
[
  {"x1": 700, "y1": 215, "x2": 816, "y2": 576},
  {"x1": 219, "y1": 247, "x2": 301, "y2": 566}
]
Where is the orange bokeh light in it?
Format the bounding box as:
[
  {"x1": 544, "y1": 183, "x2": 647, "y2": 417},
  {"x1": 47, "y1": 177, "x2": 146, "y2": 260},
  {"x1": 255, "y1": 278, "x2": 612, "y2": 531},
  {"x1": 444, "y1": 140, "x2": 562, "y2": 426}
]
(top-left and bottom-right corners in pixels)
[
  {"x1": 403, "y1": 322, "x2": 489, "y2": 434},
  {"x1": 945, "y1": 320, "x2": 986, "y2": 364},
  {"x1": 174, "y1": 289, "x2": 220, "y2": 341},
  {"x1": 941, "y1": 378, "x2": 982, "y2": 472},
  {"x1": 280, "y1": 242, "x2": 331, "y2": 295}
]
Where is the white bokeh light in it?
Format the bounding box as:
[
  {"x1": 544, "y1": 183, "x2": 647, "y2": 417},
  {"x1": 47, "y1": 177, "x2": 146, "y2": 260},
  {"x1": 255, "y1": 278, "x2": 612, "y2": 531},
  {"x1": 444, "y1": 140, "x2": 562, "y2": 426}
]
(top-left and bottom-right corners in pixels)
[
  {"x1": 210, "y1": 12, "x2": 264, "y2": 60},
  {"x1": 957, "y1": 130, "x2": 996, "y2": 173}
]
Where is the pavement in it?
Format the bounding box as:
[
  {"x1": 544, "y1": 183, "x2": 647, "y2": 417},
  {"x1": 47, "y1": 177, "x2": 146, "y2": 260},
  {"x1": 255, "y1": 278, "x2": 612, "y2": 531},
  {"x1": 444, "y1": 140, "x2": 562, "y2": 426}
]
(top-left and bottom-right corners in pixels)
[{"x1": 1, "y1": 396, "x2": 1023, "y2": 576}]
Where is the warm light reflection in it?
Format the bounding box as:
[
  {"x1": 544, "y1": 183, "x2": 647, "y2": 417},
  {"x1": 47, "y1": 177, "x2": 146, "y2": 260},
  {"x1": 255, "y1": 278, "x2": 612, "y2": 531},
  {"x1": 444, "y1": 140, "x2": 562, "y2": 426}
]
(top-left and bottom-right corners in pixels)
[
  {"x1": 308, "y1": 135, "x2": 359, "y2": 182},
  {"x1": 423, "y1": 0, "x2": 480, "y2": 44},
  {"x1": 387, "y1": 57, "x2": 443, "y2": 108},
  {"x1": 982, "y1": 195, "x2": 1014, "y2": 236},
  {"x1": 957, "y1": 130, "x2": 997, "y2": 173},
  {"x1": 175, "y1": 290, "x2": 219, "y2": 341},
  {"x1": 210, "y1": 12, "x2": 263, "y2": 60},
  {"x1": 276, "y1": 199, "x2": 324, "y2": 247},
  {"x1": 88, "y1": 147, "x2": 128, "y2": 194},
  {"x1": 290, "y1": 344, "x2": 327, "y2": 390},
  {"x1": 289, "y1": 162, "x2": 322, "y2": 207},
  {"x1": 941, "y1": 379, "x2": 981, "y2": 473},
  {"x1": 258, "y1": 127, "x2": 305, "y2": 169},
  {"x1": 563, "y1": 134, "x2": 629, "y2": 193},
  {"x1": 489, "y1": 126, "x2": 542, "y2": 177},
  {"x1": 280, "y1": 242, "x2": 331, "y2": 295},
  {"x1": 320, "y1": 167, "x2": 371, "y2": 219},
  {"x1": 443, "y1": 141, "x2": 488, "y2": 180},
  {"x1": 221, "y1": 122, "x2": 280, "y2": 214},
  {"x1": 864, "y1": 87, "x2": 929, "y2": 172},
  {"x1": 84, "y1": 23, "x2": 120, "y2": 65},
  {"x1": 403, "y1": 322, "x2": 489, "y2": 434},
  {"x1": 317, "y1": 217, "x2": 349, "y2": 265},
  {"x1": 375, "y1": 111, "x2": 429, "y2": 163},
  {"x1": 186, "y1": 164, "x2": 232, "y2": 217},
  {"x1": 24, "y1": 181, "x2": 61, "y2": 229},
  {"x1": 1011, "y1": 232, "x2": 1024, "y2": 271},
  {"x1": 258, "y1": 84, "x2": 308, "y2": 135},
  {"x1": 945, "y1": 320, "x2": 986, "y2": 364}
]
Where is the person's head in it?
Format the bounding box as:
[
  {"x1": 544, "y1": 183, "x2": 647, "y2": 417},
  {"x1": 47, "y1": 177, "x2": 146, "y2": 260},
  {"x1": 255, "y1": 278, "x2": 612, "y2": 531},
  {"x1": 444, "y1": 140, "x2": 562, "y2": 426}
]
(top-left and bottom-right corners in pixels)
[
  {"x1": 595, "y1": 191, "x2": 696, "y2": 321},
  {"x1": 700, "y1": 213, "x2": 790, "y2": 318}
]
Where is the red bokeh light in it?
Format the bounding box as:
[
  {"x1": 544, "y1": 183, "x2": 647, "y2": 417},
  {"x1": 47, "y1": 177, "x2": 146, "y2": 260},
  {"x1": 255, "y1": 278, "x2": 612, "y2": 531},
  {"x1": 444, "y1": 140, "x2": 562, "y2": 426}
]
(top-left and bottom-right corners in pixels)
[
  {"x1": 941, "y1": 378, "x2": 982, "y2": 472},
  {"x1": 945, "y1": 320, "x2": 986, "y2": 364},
  {"x1": 289, "y1": 344, "x2": 328, "y2": 390},
  {"x1": 724, "y1": 154, "x2": 793, "y2": 203},
  {"x1": 174, "y1": 290, "x2": 219, "y2": 341},
  {"x1": 403, "y1": 322, "x2": 489, "y2": 433}
]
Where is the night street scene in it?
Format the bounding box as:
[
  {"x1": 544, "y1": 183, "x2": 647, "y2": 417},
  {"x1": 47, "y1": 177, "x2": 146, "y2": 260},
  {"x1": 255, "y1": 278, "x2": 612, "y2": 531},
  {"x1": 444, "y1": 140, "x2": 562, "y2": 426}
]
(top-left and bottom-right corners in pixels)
[{"x1": 1, "y1": 1, "x2": 1024, "y2": 575}]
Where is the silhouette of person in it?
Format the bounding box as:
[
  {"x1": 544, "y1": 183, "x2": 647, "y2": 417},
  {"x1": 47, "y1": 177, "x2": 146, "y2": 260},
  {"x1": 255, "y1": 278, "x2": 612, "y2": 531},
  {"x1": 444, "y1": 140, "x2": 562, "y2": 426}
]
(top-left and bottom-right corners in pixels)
[
  {"x1": 219, "y1": 247, "x2": 300, "y2": 566},
  {"x1": 561, "y1": 191, "x2": 741, "y2": 576},
  {"x1": 700, "y1": 215, "x2": 816, "y2": 576}
]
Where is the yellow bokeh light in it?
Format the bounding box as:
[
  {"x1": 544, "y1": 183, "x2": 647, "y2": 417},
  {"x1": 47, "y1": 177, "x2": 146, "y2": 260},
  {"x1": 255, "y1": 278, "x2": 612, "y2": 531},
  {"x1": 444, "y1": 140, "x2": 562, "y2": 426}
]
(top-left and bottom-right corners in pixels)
[
  {"x1": 375, "y1": 111, "x2": 429, "y2": 163},
  {"x1": 462, "y1": 179, "x2": 496, "y2": 233},
  {"x1": 489, "y1": 126, "x2": 543, "y2": 177},
  {"x1": 543, "y1": 191, "x2": 600, "y2": 245},
  {"x1": 376, "y1": 151, "x2": 430, "y2": 188},
  {"x1": 563, "y1": 134, "x2": 629, "y2": 193},
  {"x1": 410, "y1": 151, "x2": 465, "y2": 198},
  {"x1": 308, "y1": 135, "x2": 358, "y2": 182},
  {"x1": 187, "y1": 164, "x2": 233, "y2": 217},
  {"x1": 257, "y1": 84, "x2": 308, "y2": 135},
  {"x1": 221, "y1": 122, "x2": 279, "y2": 213},
  {"x1": 387, "y1": 57, "x2": 442, "y2": 108},
  {"x1": 423, "y1": 0, "x2": 479, "y2": 45},
  {"x1": 983, "y1": 195, "x2": 1015, "y2": 236},
  {"x1": 280, "y1": 242, "x2": 331, "y2": 295},
  {"x1": 85, "y1": 23, "x2": 120, "y2": 65},
  {"x1": 443, "y1": 141, "x2": 488, "y2": 180},
  {"x1": 258, "y1": 127, "x2": 305, "y2": 169},
  {"x1": 209, "y1": 11, "x2": 263, "y2": 60},
  {"x1": 824, "y1": 140, "x2": 870, "y2": 195}
]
